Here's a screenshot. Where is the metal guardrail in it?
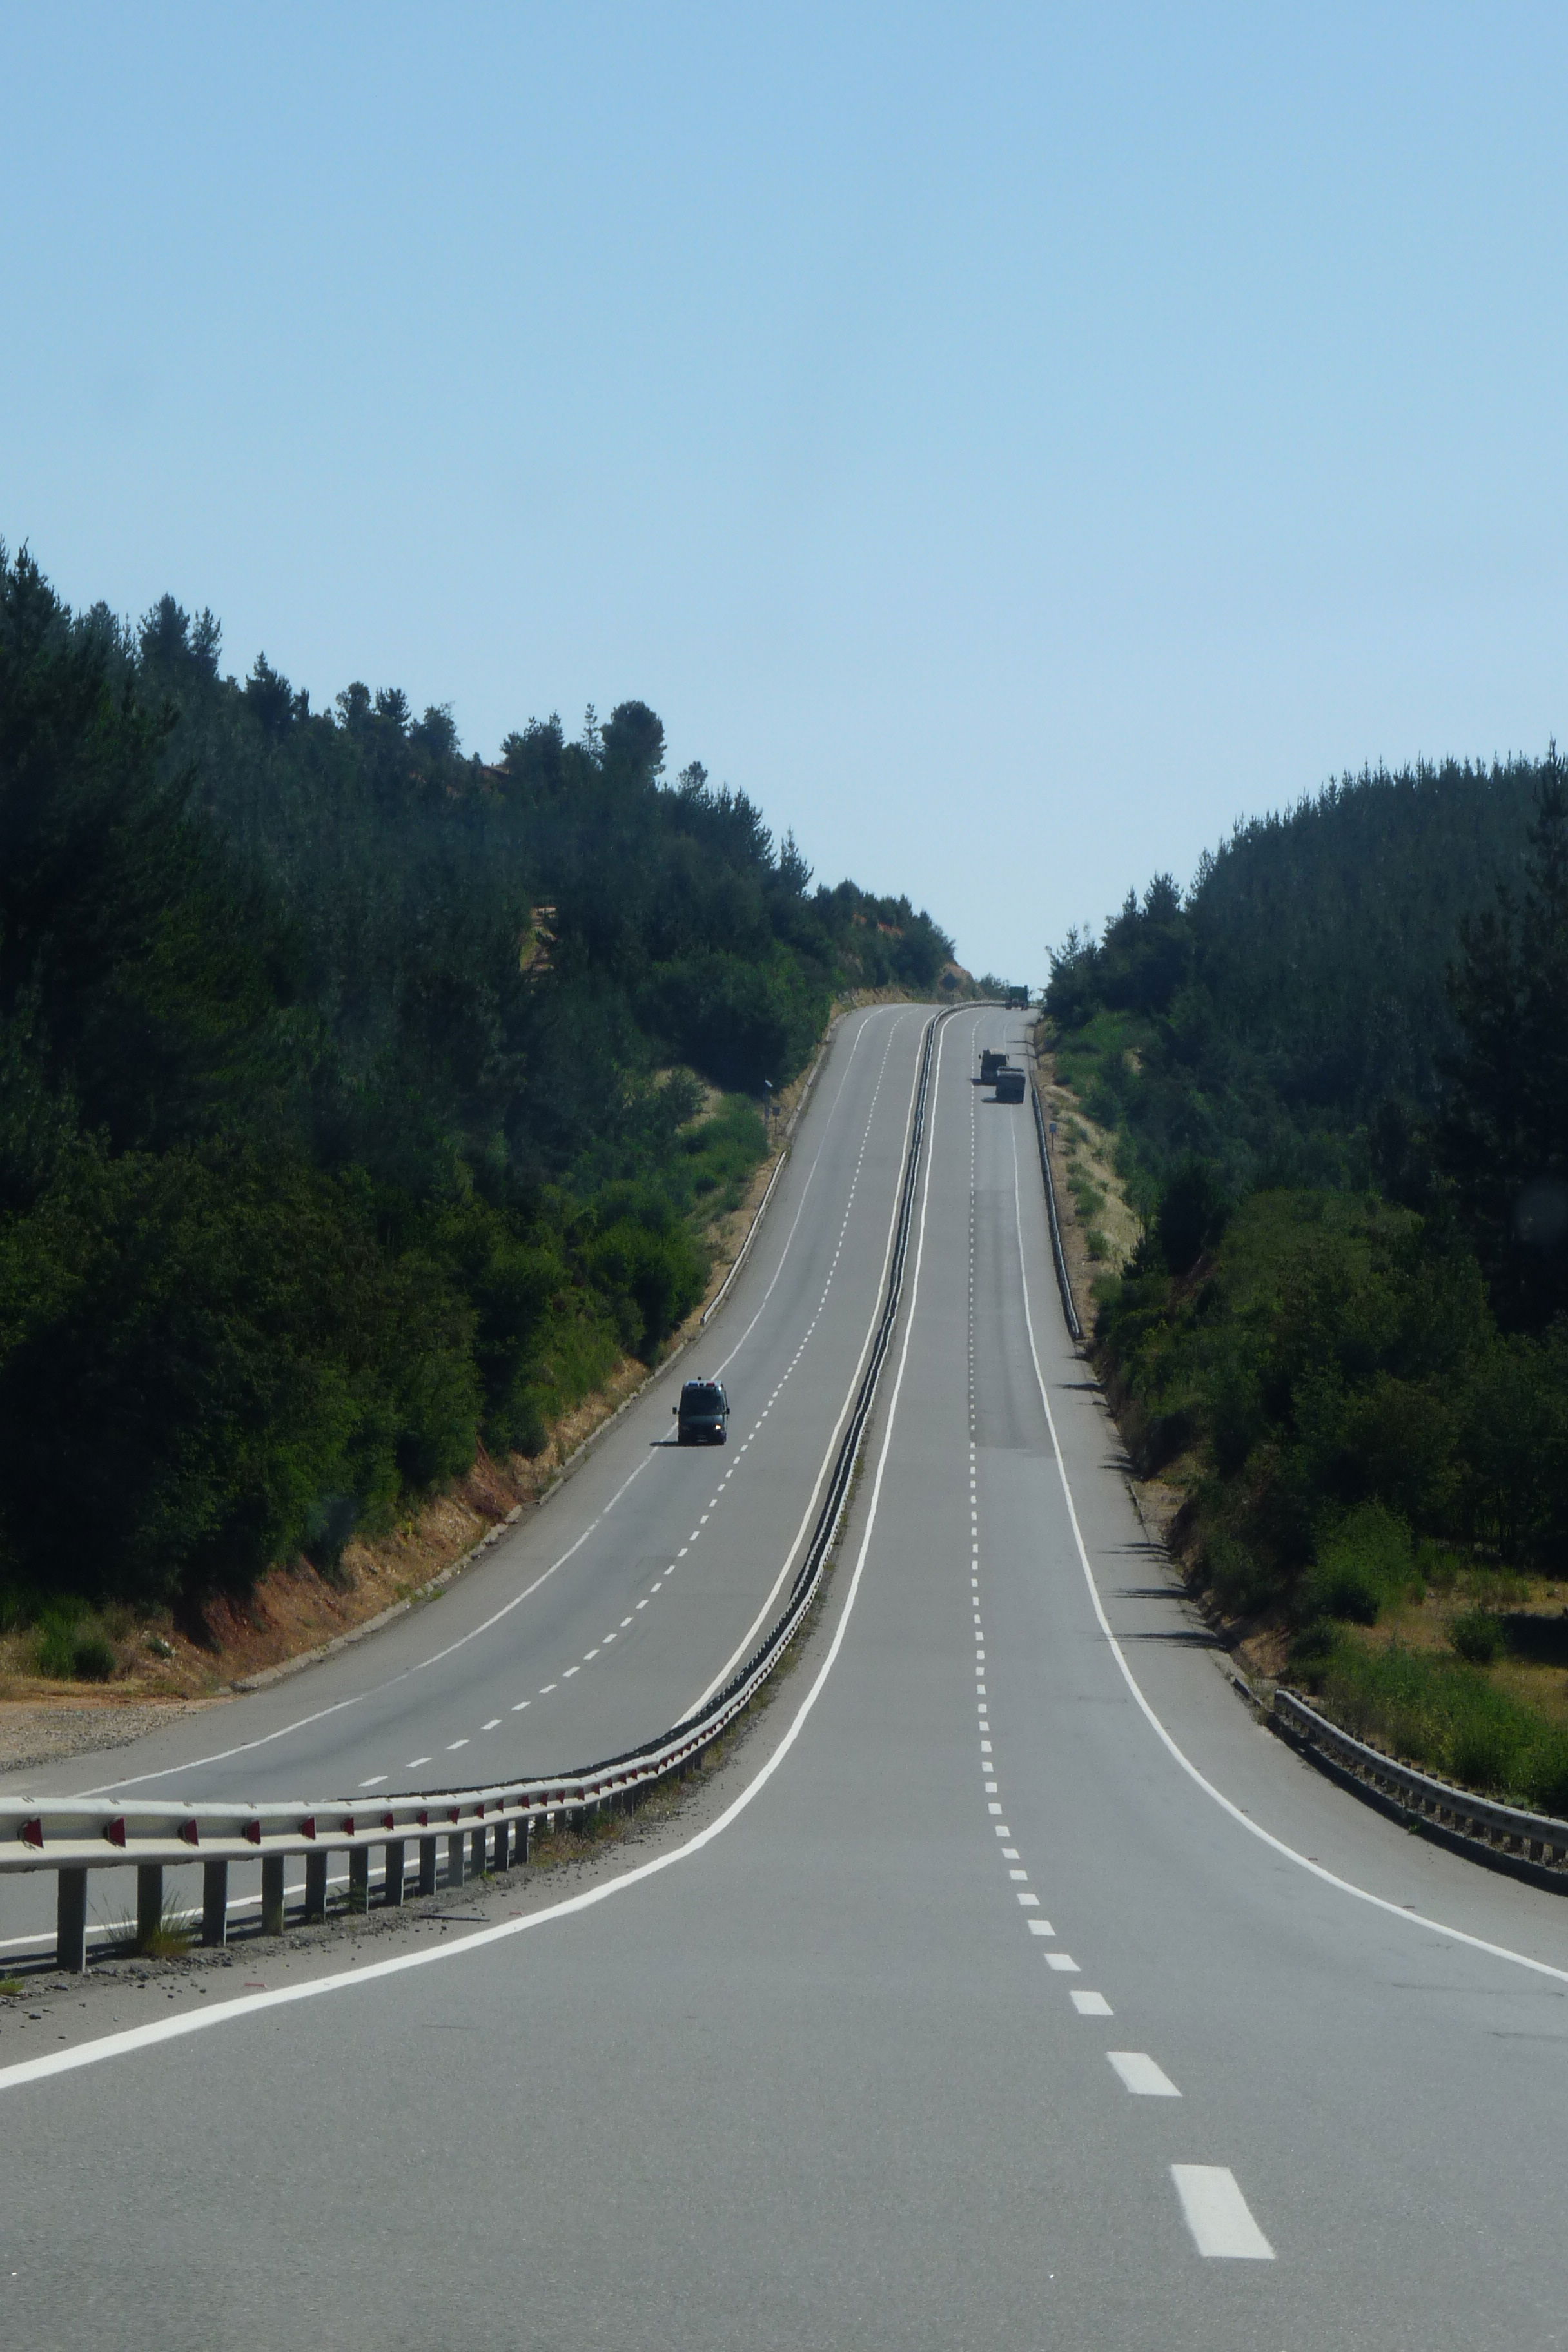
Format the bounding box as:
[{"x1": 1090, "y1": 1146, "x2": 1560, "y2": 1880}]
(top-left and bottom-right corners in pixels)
[
  {"x1": 3, "y1": 1006, "x2": 957, "y2": 1973},
  {"x1": 1272, "y1": 1687, "x2": 1568, "y2": 1872},
  {"x1": 1030, "y1": 1063, "x2": 1083, "y2": 1344}
]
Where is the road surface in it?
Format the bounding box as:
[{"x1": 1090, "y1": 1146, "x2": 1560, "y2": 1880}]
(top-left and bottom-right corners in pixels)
[{"x1": 5, "y1": 1004, "x2": 1568, "y2": 2349}]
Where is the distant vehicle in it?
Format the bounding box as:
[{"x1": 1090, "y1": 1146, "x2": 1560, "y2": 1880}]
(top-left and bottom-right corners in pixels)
[
  {"x1": 675, "y1": 1378, "x2": 730, "y2": 1445},
  {"x1": 979, "y1": 1049, "x2": 1010, "y2": 1082},
  {"x1": 1006, "y1": 985, "x2": 1029, "y2": 1008},
  {"x1": 993, "y1": 1070, "x2": 1026, "y2": 1103}
]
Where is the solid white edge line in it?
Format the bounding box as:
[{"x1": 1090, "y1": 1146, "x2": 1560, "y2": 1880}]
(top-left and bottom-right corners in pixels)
[
  {"x1": 0, "y1": 1017, "x2": 954, "y2": 2095},
  {"x1": 1170, "y1": 2165, "x2": 1276, "y2": 2260},
  {"x1": 1006, "y1": 1119, "x2": 1568, "y2": 1995}
]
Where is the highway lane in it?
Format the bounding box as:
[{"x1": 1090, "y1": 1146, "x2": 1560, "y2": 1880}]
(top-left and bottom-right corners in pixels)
[
  {"x1": 10, "y1": 1004, "x2": 1568, "y2": 2347},
  {"x1": 0, "y1": 1002, "x2": 929, "y2": 1946}
]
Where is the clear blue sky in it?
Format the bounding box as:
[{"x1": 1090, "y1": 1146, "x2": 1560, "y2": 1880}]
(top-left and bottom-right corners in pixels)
[{"x1": 6, "y1": 4, "x2": 1567, "y2": 982}]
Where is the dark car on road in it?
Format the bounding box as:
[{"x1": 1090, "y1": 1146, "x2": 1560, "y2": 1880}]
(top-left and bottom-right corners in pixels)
[{"x1": 675, "y1": 1378, "x2": 730, "y2": 1444}]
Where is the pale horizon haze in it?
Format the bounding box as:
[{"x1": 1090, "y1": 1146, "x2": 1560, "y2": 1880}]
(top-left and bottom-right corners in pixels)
[{"x1": 6, "y1": 4, "x2": 1567, "y2": 983}]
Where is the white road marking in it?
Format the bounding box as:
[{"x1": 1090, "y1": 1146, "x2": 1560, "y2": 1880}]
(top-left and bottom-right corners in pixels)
[
  {"x1": 1017, "y1": 1892, "x2": 1039, "y2": 1908},
  {"x1": 1070, "y1": 1990, "x2": 1113, "y2": 2016},
  {"x1": 562, "y1": 1667, "x2": 580, "y2": 1679},
  {"x1": 1026, "y1": 1920, "x2": 1056, "y2": 1937},
  {"x1": 602, "y1": 1632, "x2": 616, "y2": 1643},
  {"x1": 988, "y1": 1805, "x2": 1003, "y2": 1818},
  {"x1": 583, "y1": 1649, "x2": 599, "y2": 1661},
  {"x1": 1001, "y1": 1847, "x2": 1019, "y2": 1859},
  {"x1": 1044, "y1": 1952, "x2": 1079, "y2": 1972},
  {"x1": 539, "y1": 1682, "x2": 558, "y2": 1692},
  {"x1": 1170, "y1": 2166, "x2": 1275, "y2": 2259},
  {"x1": 446, "y1": 1740, "x2": 469, "y2": 1751},
  {"x1": 511, "y1": 1703, "x2": 529, "y2": 1713},
  {"x1": 1107, "y1": 2051, "x2": 1180, "y2": 2097},
  {"x1": 979, "y1": 1740, "x2": 992, "y2": 1753},
  {"x1": 636, "y1": 1600, "x2": 649, "y2": 1611},
  {"x1": 358, "y1": 1775, "x2": 387, "y2": 1788},
  {"x1": 620, "y1": 1616, "x2": 632, "y2": 1627},
  {"x1": 993, "y1": 1821, "x2": 1009, "y2": 1835},
  {"x1": 1008, "y1": 1868, "x2": 1028, "y2": 1881},
  {"x1": 481, "y1": 1719, "x2": 500, "y2": 1730},
  {"x1": 406, "y1": 1756, "x2": 431, "y2": 1767}
]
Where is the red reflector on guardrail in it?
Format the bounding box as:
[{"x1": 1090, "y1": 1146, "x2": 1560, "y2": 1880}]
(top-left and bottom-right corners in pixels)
[
  {"x1": 105, "y1": 1818, "x2": 127, "y2": 1847},
  {"x1": 243, "y1": 1821, "x2": 262, "y2": 1845},
  {"x1": 180, "y1": 1820, "x2": 199, "y2": 1846},
  {"x1": 300, "y1": 1816, "x2": 316, "y2": 1839},
  {"x1": 20, "y1": 1819, "x2": 43, "y2": 1849}
]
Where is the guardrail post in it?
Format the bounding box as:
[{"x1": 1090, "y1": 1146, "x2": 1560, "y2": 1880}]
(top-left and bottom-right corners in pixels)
[
  {"x1": 469, "y1": 1827, "x2": 486, "y2": 1877},
  {"x1": 515, "y1": 1816, "x2": 531, "y2": 1866},
  {"x1": 384, "y1": 1840, "x2": 406, "y2": 1908},
  {"x1": 348, "y1": 1847, "x2": 369, "y2": 1912},
  {"x1": 137, "y1": 1862, "x2": 164, "y2": 1950},
  {"x1": 57, "y1": 1867, "x2": 88, "y2": 1972},
  {"x1": 260, "y1": 1854, "x2": 285, "y2": 1936},
  {"x1": 417, "y1": 1836, "x2": 437, "y2": 1896},
  {"x1": 202, "y1": 1859, "x2": 229, "y2": 1947},
  {"x1": 303, "y1": 1850, "x2": 328, "y2": 1921},
  {"x1": 446, "y1": 1832, "x2": 464, "y2": 1889},
  {"x1": 491, "y1": 1821, "x2": 509, "y2": 1872}
]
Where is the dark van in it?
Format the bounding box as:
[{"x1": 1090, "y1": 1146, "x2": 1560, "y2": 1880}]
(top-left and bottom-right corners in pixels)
[
  {"x1": 675, "y1": 1378, "x2": 730, "y2": 1445},
  {"x1": 994, "y1": 1070, "x2": 1026, "y2": 1103}
]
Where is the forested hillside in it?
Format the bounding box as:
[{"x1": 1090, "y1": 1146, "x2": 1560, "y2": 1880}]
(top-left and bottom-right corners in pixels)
[
  {"x1": 1052, "y1": 756, "x2": 1568, "y2": 1814},
  {"x1": 0, "y1": 549, "x2": 954, "y2": 1640},
  {"x1": 1046, "y1": 757, "x2": 1545, "y2": 1205}
]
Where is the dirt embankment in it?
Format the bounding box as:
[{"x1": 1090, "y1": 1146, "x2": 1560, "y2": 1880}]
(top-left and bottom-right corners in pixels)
[{"x1": 0, "y1": 997, "x2": 902, "y2": 1772}]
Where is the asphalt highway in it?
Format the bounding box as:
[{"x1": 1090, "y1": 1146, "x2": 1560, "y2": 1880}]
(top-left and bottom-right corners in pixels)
[{"x1": 7, "y1": 1004, "x2": 1568, "y2": 2349}]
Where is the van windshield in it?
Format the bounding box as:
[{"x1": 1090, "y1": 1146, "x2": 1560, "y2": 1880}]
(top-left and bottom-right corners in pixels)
[{"x1": 683, "y1": 1386, "x2": 723, "y2": 1411}]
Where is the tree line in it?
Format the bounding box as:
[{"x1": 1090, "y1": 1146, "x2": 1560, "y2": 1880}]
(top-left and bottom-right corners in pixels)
[
  {"x1": 0, "y1": 549, "x2": 954, "y2": 1635},
  {"x1": 1048, "y1": 754, "x2": 1568, "y2": 1808}
]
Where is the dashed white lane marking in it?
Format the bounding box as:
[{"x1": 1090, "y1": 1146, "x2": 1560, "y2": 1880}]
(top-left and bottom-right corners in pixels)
[
  {"x1": 582, "y1": 1649, "x2": 600, "y2": 1661},
  {"x1": 358, "y1": 1775, "x2": 387, "y2": 1788},
  {"x1": 445, "y1": 1739, "x2": 468, "y2": 1751},
  {"x1": 539, "y1": 1682, "x2": 558, "y2": 1693},
  {"x1": 988, "y1": 1805, "x2": 1003, "y2": 1818},
  {"x1": 636, "y1": 1600, "x2": 649, "y2": 1611},
  {"x1": 1107, "y1": 2051, "x2": 1181, "y2": 2097},
  {"x1": 1026, "y1": 1920, "x2": 1056, "y2": 1937},
  {"x1": 480, "y1": 1719, "x2": 500, "y2": 1730},
  {"x1": 511, "y1": 1702, "x2": 529, "y2": 1713},
  {"x1": 620, "y1": 1616, "x2": 632, "y2": 1627},
  {"x1": 1017, "y1": 1892, "x2": 1039, "y2": 1908},
  {"x1": 1008, "y1": 1868, "x2": 1029, "y2": 1881},
  {"x1": 406, "y1": 1756, "x2": 431, "y2": 1768},
  {"x1": 1070, "y1": 1990, "x2": 1113, "y2": 2017},
  {"x1": 562, "y1": 1667, "x2": 580, "y2": 1680},
  {"x1": 1170, "y1": 2167, "x2": 1275, "y2": 2259},
  {"x1": 1044, "y1": 1952, "x2": 1079, "y2": 1972}
]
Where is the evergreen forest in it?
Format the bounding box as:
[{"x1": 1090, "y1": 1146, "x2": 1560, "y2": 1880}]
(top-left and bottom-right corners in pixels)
[
  {"x1": 0, "y1": 549, "x2": 954, "y2": 1639},
  {"x1": 1048, "y1": 755, "x2": 1568, "y2": 1812}
]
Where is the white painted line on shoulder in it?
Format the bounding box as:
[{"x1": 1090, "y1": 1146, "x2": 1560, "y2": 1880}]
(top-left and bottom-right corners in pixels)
[
  {"x1": 1107, "y1": 2051, "x2": 1181, "y2": 2097},
  {"x1": 1044, "y1": 1952, "x2": 1079, "y2": 1972},
  {"x1": 1070, "y1": 1990, "x2": 1113, "y2": 2016},
  {"x1": 1170, "y1": 2166, "x2": 1275, "y2": 2259}
]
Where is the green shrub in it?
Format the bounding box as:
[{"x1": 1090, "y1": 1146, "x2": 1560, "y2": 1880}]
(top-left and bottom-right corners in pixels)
[
  {"x1": 1315, "y1": 1639, "x2": 1568, "y2": 1814},
  {"x1": 34, "y1": 1608, "x2": 116, "y2": 1681},
  {"x1": 1450, "y1": 1607, "x2": 1505, "y2": 1665},
  {"x1": 1298, "y1": 1502, "x2": 1417, "y2": 1626},
  {"x1": 1086, "y1": 1228, "x2": 1110, "y2": 1261}
]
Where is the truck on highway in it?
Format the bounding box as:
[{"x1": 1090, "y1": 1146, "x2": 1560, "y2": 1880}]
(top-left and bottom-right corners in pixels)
[
  {"x1": 993, "y1": 1069, "x2": 1026, "y2": 1102},
  {"x1": 979, "y1": 1049, "x2": 1010, "y2": 1083}
]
